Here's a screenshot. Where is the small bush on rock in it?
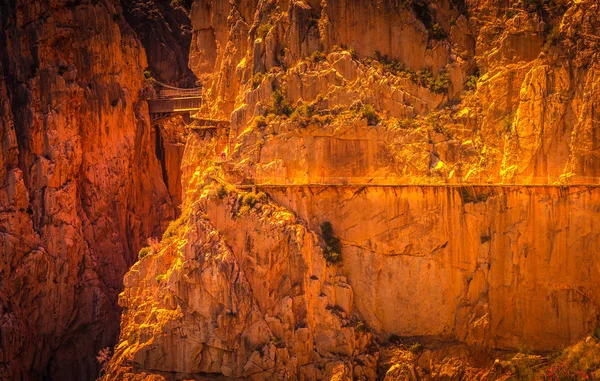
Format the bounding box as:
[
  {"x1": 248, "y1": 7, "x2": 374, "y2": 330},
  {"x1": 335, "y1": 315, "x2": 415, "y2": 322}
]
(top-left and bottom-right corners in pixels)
[
  {"x1": 361, "y1": 104, "x2": 381, "y2": 126},
  {"x1": 321, "y1": 222, "x2": 342, "y2": 264}
]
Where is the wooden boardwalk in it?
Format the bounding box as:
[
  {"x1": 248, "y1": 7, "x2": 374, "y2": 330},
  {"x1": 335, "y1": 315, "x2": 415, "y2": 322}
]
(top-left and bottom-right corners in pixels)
[{"x1": 146, "y1": 79, "x2": 203, "y2": 123}]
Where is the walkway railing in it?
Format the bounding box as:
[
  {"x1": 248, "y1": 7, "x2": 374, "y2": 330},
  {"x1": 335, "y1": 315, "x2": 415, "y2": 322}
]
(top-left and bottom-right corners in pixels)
[{"x1": 146, "y1": 78, "x2": 204, "y2": 121}]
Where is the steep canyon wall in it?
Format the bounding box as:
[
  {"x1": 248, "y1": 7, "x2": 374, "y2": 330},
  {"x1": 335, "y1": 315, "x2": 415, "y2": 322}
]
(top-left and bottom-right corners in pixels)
[
  {"x1": 265, "y1": 185, "x2": 600, "y2": 351},
  {"x1": 0, "y1": 0, "x2": 187, "y2": 379}
]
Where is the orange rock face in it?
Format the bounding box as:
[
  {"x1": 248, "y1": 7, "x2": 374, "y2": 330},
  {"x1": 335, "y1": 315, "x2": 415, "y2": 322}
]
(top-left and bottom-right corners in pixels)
[
  {"x1": 3, "y1": 0, "x2": 600, "y2": 380},
  {"x1": 0, "y1": 0, "x2": 178, "y2": 379},
  {"x1": 104, "y1": 0, "x2": 600, "y2": 379}
]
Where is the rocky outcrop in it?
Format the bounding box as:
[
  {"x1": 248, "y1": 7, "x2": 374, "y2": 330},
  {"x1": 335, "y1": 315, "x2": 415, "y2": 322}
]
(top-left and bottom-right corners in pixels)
[
  {"x1": 0, "y1": 0, "x2": 176, "y2": 379},
  {"x1": 104, "y1": 0, "x2": 600, "y2": 379},
  {"x1": 101, "y1": 0, "x2": 600, "y2": 379},
  {"x1": 266, "y1": 185, "x2": 600, "y2": 351},
  {"x1": 103, "y1": 133, "x2": 374, "y2": 380},
  {"x1": 122, "y1": 0, "x2": 197, "y2": 86}
]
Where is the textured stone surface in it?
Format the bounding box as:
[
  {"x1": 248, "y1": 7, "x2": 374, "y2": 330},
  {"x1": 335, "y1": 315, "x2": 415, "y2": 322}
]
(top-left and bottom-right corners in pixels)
[
  {"x1": 104, "y1": 0, "x2": 600, "y2": 379},
  {"x1": 0, "y1": 0, "x2": 177, "y2": 379}
]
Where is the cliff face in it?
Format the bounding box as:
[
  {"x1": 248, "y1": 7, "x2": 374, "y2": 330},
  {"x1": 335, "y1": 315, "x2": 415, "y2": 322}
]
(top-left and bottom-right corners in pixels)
[
  {"x1": 267, "y1": 185, "x2": 600, "y2": 351},
  {"x1": 3, "y1": 0, "x2": 600, "y2": 380},
  {"x1": 0, "y1": 0, "x2": 178, "y2": 379},
  {"x1": 121, "y1": 0, "x2": 197, "y2": 86},
  {"x1": 104, "y1": 0, "x2": 600, "y2": 379}
]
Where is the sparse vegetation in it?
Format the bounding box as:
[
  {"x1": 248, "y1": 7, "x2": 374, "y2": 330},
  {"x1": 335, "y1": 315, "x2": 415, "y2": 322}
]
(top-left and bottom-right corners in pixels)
[
  {"x1": 543, "y1": 26, "x2": 562, "y2": 51},
  {"x1": 256, "y1": 191, "x2": 268, "y2": 203},
  {"x1": 408, "y1": 342, "x2": 423, "y2": 354},
  {"x1": 266, "y1": 89, "x2": 293, "y2": 117},
  {"x1": 396, "y1": 118, "x2": 418, "y2": 130},
  {"x1": 503, "y1": 113, "x2": 515, "y2": 133},
  {"x1": 355, "y1": 320, "x2": 366, "y2": 333},
  {"x1": 256, "y1": 22, "x2": 274, "y2": 40},
  {"x1": 430, "y1": 23, "x2": 447, "y2": 40},
  {"x1": 251, "y1": 72, "x2": 265, "y2": 89},
  {"x1": 465, "y1": 71, "x2": 480, "y2": 91},
  {"x1": 320, "y1": 221, "x2": 342, "y2": 264},
  {"x1": 236, "y1": 191, "x2": 266, "y2": 216},
  {"x1": 371, "y1": 52, "x2": 451, "y2": 94},
  {"x1": 156, "y1": 274, "x2": 166, "y2": 283},
  {"x1": 540, "y1": 362, "x2": 590, "y2": 380},
  {"x1": 138, "y1": 246, "x2": 152, "y2": 259},
  {"x1": 143, "y1": 70, "x2": 152, "y2": 79},
  {"x1": 307, "y1": 50, "x2": 326, "y2": 64},
  {"x1": 348, "y1": 47, "x2": 358, "y2": 60},
  {"x1": 241, "y1": 192, "x2": 257, "y2": 208},
  {"x1": 291, "y1": 103, "x2": 316, "y2": 127},
  {"x1": 521, "y1": 0, "x2": 569, "y2": 15},
  {"x1": 290, "y1": 100, "x2": 333, "y2": 127},
  {"x1": 217, "y1": 184, "x2": 228, "y2": 199},
  {"x1": 251, "y1": 115, "x2": 268, "y2": 130},
  {"x1": 163, "y1": 206, "x2": 192, "y2": 240},
  {"x1": 96, "y1": 347, "x2": 112, "y2": 377},
  {"x1": 361, "y1": 104, "x2": 381, "y2": 126},
  {"x1": 506, "y1": 8, "x2": 517, "y2": 19},
  {"x1": 238, "y1": 205, "x2": 251, "y2": 215}
]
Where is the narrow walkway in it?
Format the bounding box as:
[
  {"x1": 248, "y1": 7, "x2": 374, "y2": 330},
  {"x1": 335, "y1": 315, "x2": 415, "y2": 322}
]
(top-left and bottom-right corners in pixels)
[
  {"x1": 236, "y1": 183, "x2": 600, "y2": 189},
  {"x1": 146, "y1": 79, "x2": 203, "y2": 122}
]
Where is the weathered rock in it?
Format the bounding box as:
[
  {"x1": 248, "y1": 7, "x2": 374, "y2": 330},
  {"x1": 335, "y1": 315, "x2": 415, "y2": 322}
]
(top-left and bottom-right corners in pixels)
[{"x1": 0, "y1": 0, "x2": 177, "y2": 379}]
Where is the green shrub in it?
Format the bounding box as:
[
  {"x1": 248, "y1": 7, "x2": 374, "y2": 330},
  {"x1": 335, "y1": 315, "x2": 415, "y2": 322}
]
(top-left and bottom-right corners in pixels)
[
  {"x1": 361, "y1": 104, "x2": 381, "y2": 126},
  {"x1": 543, "y1": 26, "x2": 561, "y2": 51},
  {"x1": 138, "y1": 246, "x2": 152, "y2": 259},
  {"x1": 503, "y1": 113, "x2": 514, "y2": 132},
  {"x1": 321, "y1": 222, "x2": 342, "y2": 264},
  {"x1": 465, "y1": 72, "x2": 479, "y2": 91},
  {"x1": 238, "y1": 205, "x2": 251, "y2": 215},
  {"x1": 370, "y1": 52, "x2": 451, "y2": 93},
  {"x1": 307, "y1": 50, "x2": 326, "y2": 64},
  {"x1": 241, "y1": 192, "x2": 257, "y2": 208},
  {"x1": 251, "y1": 115, "x2": 268, "y2": 130},
  {"x1": 431, "y1": 23, "x2": 447, "y2": 40},
  {"x1": 256, "y1": 191, "x2": 268, "y2": 203},
  {"x1": 348, "y1": 47, "x2": 358, "y2": 60},
  {"x1": 257, "y1": 22, "x2": 273, "y2": 40},
  {"x1": 408, "y1": 342, "x2": 423, "y2": 354},
  {"x1": 143, "y1": 70, "x2": 152, "y2": 79},
  {"x1": 291, "y1": 103, "x2": 315, "y2": 127},
  {"x1": 156, "y1": 274, "x2": 165, "y2": 283},
  {"x1": 522, "y1": 0, "x2": 569, "y2": 14},
  {"x1": 506, "y1": 8, "x2": 517, "y2": 19},
  {"x1": 163, "y1": 206, "x2": 192, "y2": 240},
  {"x1": 266, "y1": 89, "x2": 293, "y2": 117},
  {"x1": 396, "y1": 118, "x2": 417, "y2": 130},
  {"x1": 251, "y1": 72, "x2": 265, "y2": 89},
  {"x1": 355, "y1": 320, "x2": 366, "y2": 333},
  {"x1": 217, "y1": 184, "x2": 228, "y2": 199}
]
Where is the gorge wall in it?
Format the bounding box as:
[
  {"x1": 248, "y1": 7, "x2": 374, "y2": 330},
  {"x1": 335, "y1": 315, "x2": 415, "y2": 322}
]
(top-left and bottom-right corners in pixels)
[
  {"x1": 0, "y1": 0, "x2": 188, "y2": 379},
  {"x1": 1, "y1": 0, "x2": 600, "y2": 380},
  {"x1": 105, "y1": 0, "x2": 600, "y2": 379},
  {"x1": 265, "y1": 184, "x2": 600, "y2": 351}
]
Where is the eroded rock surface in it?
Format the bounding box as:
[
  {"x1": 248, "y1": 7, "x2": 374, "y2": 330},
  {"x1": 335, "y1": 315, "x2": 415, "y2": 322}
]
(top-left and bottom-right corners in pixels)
[
  {"x1": 0, "y1": 0, "x2": 176, "y2": 379},
  {"x1": 105, "y1": 0, "x2": 600, "y2": 379}
]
